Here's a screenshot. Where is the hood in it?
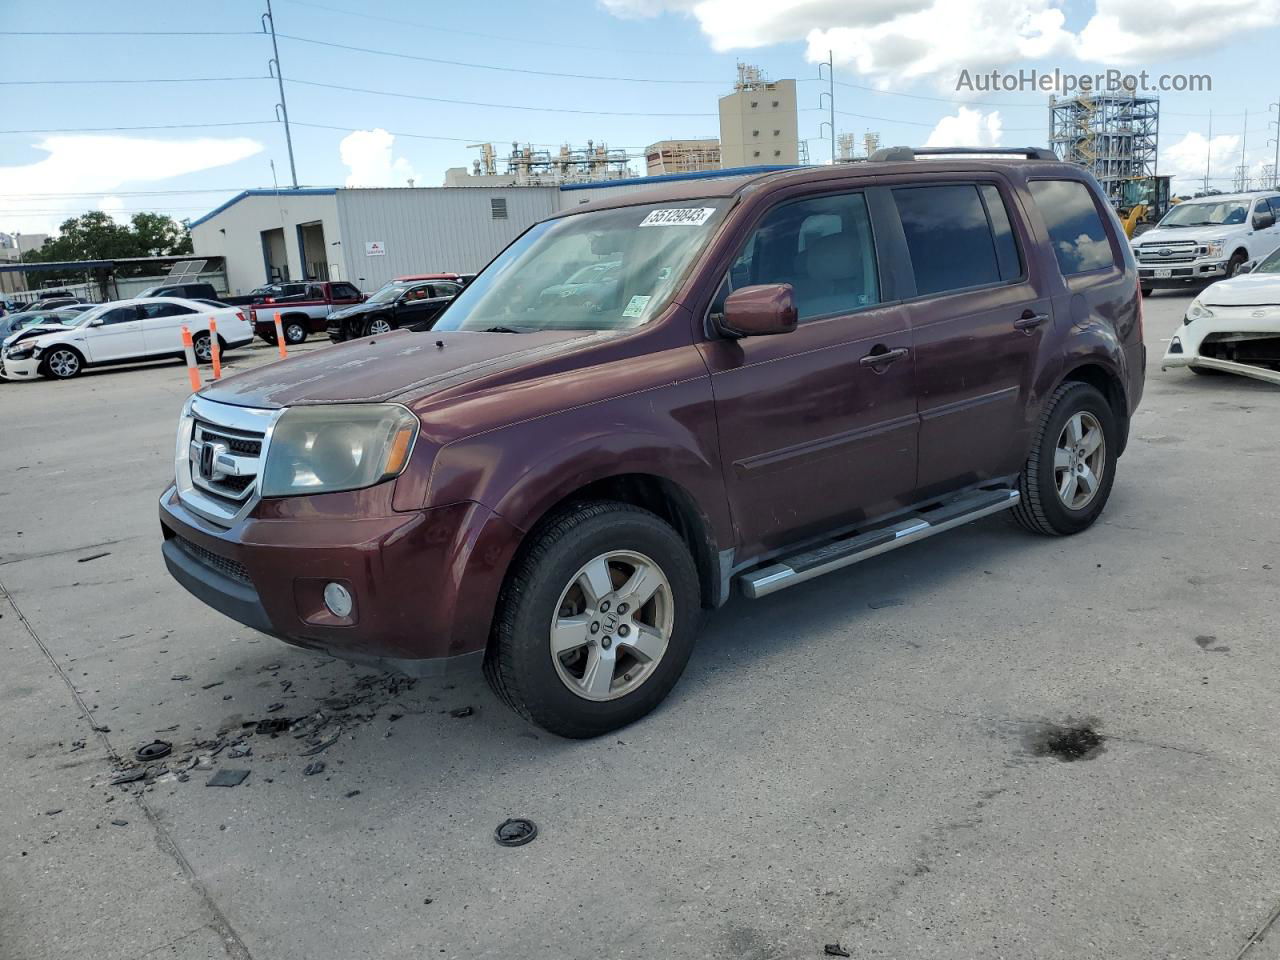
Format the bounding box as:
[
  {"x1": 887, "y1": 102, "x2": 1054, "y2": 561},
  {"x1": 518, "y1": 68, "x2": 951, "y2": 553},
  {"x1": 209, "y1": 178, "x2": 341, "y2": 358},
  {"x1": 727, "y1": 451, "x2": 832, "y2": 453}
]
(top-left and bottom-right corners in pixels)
[
  {"x1": 198, "y1": 327, "x2": 604, "y2": 408},
  {"x1": 1134, "y1": 225, "x2": 1227, "y2": 246},
  {"x1": 4, "y1": 324, "x2": 68, "y2": 349},
  {"x1": 330, "y1": 301, "x2": 386, "y2": 320},
  {"x1": 1198, "y1": 271, "x2": 1280, "y2": 306}
]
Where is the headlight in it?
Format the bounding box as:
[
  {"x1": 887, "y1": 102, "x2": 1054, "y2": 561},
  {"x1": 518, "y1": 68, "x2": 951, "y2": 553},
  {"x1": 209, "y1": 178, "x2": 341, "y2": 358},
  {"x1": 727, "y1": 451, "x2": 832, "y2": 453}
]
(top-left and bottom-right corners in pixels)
[
  {"x1": 260, "y1": 404, "x2": 418, "y2": 497},
  {"x1": 1185, "y1": 299, "x2": 1214, "y2": 323},
  {"x1": 1206, "y1": 238, "x2": 1226, "y2": 258},
  {"x1": 5, "y1": 346, "x2": 34, "y2": 360}
]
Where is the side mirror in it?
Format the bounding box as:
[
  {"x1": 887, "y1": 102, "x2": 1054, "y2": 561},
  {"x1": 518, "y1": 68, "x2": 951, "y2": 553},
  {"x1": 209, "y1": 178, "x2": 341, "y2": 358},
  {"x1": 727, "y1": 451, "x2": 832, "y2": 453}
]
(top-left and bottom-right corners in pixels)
[
  {"x1": 1239, "y1": 260, "x2": 1256, "y2": 274},
  {"x1": 719, "y1": 283, "x2": 798, "y2": 338},
  {"x1": 88, "y1": 318, "x2": 104, "y2": 327},
  {"x1": 1253, "y1": 213, "x2": 1275, "y2": 230}
]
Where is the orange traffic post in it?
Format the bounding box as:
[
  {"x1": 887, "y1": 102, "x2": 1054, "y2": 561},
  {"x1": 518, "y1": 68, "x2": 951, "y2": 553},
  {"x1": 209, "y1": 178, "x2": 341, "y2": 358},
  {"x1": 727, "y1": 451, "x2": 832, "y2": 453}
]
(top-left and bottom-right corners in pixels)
[
  {"x1": 273, "y1": 311, "x2": 288, "y2": 359},
  {"x1": 208, "y1": 317, "x2": 222, "y2": 379},
  {"x1": 180, "y1": 325, "x2": 201, "y2": 392}
]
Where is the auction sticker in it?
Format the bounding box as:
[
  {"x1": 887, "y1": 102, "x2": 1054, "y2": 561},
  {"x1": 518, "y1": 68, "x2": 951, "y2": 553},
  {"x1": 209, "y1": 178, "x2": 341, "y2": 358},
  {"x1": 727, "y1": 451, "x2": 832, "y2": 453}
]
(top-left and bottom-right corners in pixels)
[
  {"x1": 639, "y1": 207, "x2": 716, "y2": 227},
  {"x1": 622, "y1": 295, "x2": 652, "y2": 317}
]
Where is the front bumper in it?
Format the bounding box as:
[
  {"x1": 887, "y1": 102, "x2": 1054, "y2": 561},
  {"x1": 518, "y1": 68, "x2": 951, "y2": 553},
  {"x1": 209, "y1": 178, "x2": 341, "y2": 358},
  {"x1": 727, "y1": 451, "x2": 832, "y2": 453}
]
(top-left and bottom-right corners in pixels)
[
  {"x1": 0, "y1": 355, "x2": 40, "y2": 379},
  {"x1": 1162, "y1": 306, "x2": 1280, "y2": 383},
  {"x1": 158, "y1": 486, "x2": 521, "y2": 673},
  {"x1": 1138, "y1": 259, "x2": 1229, "y2": 287}
]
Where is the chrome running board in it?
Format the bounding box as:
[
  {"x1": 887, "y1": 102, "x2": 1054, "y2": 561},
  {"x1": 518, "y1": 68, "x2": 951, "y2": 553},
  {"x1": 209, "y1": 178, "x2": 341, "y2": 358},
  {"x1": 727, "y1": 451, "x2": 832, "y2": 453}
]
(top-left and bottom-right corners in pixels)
[{"x1": 737, "y1": 488, "x2": 1020, "y2": 599}]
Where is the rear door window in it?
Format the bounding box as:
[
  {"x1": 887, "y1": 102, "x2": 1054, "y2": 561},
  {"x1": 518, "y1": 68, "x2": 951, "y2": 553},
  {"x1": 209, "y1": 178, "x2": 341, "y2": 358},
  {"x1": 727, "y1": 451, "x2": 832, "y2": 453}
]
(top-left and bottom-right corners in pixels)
[
  {"x1": 728, "y1": 192, "x2": 879, "y2": 321},
  {"x1": 892, "y1": 184, "x2": 1007, "y2": 296},
  {"x1": 1029, "y1": 180, "x2": 1116, "y2": 275}
]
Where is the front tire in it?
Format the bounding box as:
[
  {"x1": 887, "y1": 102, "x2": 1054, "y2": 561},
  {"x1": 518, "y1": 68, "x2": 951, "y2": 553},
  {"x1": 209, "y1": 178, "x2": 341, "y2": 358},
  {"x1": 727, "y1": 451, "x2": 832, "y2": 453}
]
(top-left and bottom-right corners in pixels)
[
  {"x1": 365, "y1": 317, "x2": 393, "y2": 336},
  {"x1": 484, "y1": 502, "x2": 701, "y2": 738},
  {"x1": 41, "y1": 346, "x2": 83, "y2": 380},
  {"x1": 1012, "y1": 381, "x2": 1118, "y2": 536}
]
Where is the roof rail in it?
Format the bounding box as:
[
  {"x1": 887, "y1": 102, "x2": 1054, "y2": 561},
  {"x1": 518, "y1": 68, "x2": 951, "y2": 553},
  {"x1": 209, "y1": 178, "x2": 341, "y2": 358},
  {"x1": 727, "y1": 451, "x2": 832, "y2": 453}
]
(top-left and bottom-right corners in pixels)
[{"x1": 867, "y1": 146, "x2": 1059, "y2": 162}]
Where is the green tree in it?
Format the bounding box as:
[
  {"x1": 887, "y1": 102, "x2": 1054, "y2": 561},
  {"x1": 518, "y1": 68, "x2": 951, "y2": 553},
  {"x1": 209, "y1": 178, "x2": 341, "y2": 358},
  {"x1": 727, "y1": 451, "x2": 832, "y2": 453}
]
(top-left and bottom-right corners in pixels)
[{"x1": 24, "y1": 210, "x2": 193, "y2": 264}]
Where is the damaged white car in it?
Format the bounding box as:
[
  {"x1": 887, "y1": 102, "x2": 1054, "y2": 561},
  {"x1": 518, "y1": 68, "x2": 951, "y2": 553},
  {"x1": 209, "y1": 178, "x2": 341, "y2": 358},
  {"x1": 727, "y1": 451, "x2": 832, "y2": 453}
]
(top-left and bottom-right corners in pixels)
[{"x1": 1163, "y1": 248, "x2": 1280, "y2": 384}]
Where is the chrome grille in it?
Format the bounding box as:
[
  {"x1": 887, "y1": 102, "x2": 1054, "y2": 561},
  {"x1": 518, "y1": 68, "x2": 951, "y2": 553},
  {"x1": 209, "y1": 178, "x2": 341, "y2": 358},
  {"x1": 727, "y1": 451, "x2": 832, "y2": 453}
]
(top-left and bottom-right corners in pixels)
[
  {"x1": 175, "y1": 397, "x2": 282, "y2": 527},
  {"x1": 1135, "y1": 239, "x2": 1206, "y2": 265}
]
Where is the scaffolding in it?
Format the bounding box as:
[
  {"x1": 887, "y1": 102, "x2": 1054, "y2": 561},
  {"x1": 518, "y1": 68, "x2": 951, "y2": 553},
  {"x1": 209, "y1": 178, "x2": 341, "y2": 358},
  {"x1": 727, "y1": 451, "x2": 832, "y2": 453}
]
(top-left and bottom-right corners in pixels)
[
  {"x1": 464, "y1": 141, "x2": 631, "y2": 185},
  {"x1": 1049, "y1": 94, "x2": 1159, "y2": 208}
]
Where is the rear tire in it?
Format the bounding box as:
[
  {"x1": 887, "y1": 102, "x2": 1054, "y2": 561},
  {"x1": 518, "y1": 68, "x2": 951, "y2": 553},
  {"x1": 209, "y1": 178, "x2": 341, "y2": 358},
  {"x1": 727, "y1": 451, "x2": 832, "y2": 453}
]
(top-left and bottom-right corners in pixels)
[
  {"x1": 1012, "y1": 381, "x2": 1118, "y2": 536},
  {"x1": 484, "y1": 502, "x2": 701, "y2": 738},
  {"x1": 192, "y1": 332, "x2": 212, "y2": 364},
  {"x1": 283, "y1": 320, "x2": 308, "y2": 344}
]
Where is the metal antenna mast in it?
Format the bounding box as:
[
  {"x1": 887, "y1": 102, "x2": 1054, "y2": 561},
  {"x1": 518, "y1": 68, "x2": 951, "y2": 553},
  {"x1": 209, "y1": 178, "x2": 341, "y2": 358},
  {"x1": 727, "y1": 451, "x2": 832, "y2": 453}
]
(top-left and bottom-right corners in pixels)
[
  {"x1": 817, "y1": 50, "x2": 835, "y2": 164},
  {"x1": 263, "y1": 0, "x2": 299, "y2": 188}
]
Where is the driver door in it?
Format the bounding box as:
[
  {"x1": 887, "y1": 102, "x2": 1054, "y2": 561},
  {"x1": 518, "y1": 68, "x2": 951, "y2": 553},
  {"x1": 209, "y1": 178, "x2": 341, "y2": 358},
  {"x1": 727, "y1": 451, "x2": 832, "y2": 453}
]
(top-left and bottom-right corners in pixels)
[
  {"x1": 84, "y1": 305, "x2": 145, "y2": 361},
  {"x1": 392, "y1": 282, "x2": 437, "y2": 329}
]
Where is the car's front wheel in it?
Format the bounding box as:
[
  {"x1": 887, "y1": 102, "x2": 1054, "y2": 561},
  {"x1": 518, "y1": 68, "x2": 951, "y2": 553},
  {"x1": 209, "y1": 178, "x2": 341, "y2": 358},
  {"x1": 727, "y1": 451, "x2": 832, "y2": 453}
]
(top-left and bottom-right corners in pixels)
[
  {"x1": 1011, "y1": 381, "x2": 1118, "y2": 536},
  {"x1": 484, "y1": 502, "x2": 701, "y2": 738},
  {"x1": 365, "y1": 317, "x2": 393, "y2": 336},
  {"x1": 41, "y1": 346, "x2": 83, "y2": 380}
]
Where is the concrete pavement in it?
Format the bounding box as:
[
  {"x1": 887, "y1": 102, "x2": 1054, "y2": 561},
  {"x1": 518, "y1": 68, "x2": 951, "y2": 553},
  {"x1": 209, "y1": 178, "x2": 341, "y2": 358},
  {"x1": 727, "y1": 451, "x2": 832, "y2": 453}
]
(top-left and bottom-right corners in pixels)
[{"x1": 1, "y1": 301, "x2": 1278, "y2": 960}]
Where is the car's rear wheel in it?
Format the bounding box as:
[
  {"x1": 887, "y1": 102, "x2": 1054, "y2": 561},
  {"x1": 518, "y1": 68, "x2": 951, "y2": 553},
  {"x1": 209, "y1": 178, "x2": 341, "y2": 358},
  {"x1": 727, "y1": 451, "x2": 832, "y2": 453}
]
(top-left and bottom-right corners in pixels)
[
  {"x1": 1012, "y1": 381, "x2": 1118, "y2": 536},
  {"x1": 484, "y1": 502, "x2": 701, "y2": 738},
  {"x1": 192, "y1": 332, "x2": 213, "y2": 363},
  {"x1": 41, "y1": 346, "x2": 82, "y2": 380},
  {"x1": 366, "y1": 317, "x2": 393, "y2": 336},
  {"x1": 283, "y1": 320, "x2": 308, "y2": 344}
]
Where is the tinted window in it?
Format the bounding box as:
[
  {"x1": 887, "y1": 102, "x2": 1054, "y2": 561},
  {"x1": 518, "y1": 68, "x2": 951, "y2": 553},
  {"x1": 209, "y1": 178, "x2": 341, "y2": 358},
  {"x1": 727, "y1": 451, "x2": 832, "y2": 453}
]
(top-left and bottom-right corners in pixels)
[
  {"x1": 99, "y1": 306, "x2": 138, "y2": 325},
  {"x1": 140, "y1": 302, "x2": 196, "y2": 319},
  {"x1": 1029, "y1": 180, "x2": 1115, "y2": 275},
  {"x1": 893, "y1": 184, "x2": 1001, "y2": 296},
  {"x1": 332, "y1": 282, "x2": 360, "y2": 299},
  {"x1": 980, "y1": 185, "x2": 1022, "y2": 280},
  {"x1": 729, "y1": 192, "x2": 879, "y2": 320},
  {"x1": 1268, "y1": 198, "x2": 1280, "y2": 219},
  {"x1": 430, "y1": 282, "x2": 461, "y2": 298}
]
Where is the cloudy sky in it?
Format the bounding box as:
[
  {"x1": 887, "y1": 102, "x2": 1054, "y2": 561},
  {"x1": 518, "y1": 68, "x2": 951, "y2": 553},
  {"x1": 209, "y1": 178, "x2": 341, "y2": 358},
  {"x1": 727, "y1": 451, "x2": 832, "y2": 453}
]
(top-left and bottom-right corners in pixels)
[{"x1": 2, "y1": 0, "x2": 1276, "y2": 235}]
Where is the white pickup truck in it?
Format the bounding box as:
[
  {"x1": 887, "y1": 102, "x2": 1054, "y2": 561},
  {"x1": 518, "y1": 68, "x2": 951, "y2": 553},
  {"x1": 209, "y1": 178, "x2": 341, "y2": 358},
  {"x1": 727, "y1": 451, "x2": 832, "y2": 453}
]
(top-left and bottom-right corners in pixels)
[{"x1": 1133, "y1": 191, "x2": 1280, "y2": 294}]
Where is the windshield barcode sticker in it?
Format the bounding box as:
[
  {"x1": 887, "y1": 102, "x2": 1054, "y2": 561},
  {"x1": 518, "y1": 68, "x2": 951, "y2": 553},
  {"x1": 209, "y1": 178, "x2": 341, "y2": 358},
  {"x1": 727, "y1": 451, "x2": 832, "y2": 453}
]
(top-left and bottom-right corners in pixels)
[{"x1": 639, "y1": 207, "x2": 716, "y2": 227}]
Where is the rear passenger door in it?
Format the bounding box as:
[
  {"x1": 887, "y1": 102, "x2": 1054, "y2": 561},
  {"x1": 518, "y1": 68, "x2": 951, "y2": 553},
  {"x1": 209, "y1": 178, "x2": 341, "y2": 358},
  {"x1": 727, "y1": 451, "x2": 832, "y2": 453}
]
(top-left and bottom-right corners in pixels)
[
  {"x1": 889, "y1": 179, "x2": 1054, "y2": 497},
  {"x1": 139, "y1": 301, "x2": 199, "y2": 356},
  {"x1": 699, "y1": 189, "x2": 918, "y2": 556}
]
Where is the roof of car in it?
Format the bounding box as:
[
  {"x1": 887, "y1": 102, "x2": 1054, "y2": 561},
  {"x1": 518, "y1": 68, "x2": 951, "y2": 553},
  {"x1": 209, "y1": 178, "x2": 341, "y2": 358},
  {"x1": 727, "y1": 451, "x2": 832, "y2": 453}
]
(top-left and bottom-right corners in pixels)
[
  {"x1": 393, "y1": 273, "x2": 460, "y2": 281},
  {"x1": 556, "y1": 155, "x2": 1083, "y2": 218},
  {"x1": 1181, "y1": 191, "x2": 1280, "y2": 202}
]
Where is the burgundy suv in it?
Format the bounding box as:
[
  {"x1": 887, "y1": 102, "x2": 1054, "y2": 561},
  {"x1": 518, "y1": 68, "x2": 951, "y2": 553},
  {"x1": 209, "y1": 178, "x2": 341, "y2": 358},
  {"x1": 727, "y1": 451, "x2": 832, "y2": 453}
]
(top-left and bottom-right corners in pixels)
[{"x1": 159, "y1": 148, "x2": 1145, "y2": 738}]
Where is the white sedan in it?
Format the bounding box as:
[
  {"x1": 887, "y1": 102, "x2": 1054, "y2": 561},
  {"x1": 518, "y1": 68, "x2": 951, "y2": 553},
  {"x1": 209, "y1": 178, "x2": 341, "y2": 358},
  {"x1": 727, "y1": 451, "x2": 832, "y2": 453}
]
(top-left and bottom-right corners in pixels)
[{"x1": 1, "y1": 297, "x2": 253, "y2": 381}]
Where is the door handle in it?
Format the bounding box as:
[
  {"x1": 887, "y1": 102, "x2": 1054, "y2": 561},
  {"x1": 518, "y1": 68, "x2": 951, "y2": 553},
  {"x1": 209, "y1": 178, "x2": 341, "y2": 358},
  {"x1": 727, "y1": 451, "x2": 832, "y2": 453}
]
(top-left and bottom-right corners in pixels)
[
  {"x1": 1014, "y1": 311, "x2": 1049, "y2": 332},
  {"x1": 860, "y1": 345, "x2": 909, "y2": 368}
]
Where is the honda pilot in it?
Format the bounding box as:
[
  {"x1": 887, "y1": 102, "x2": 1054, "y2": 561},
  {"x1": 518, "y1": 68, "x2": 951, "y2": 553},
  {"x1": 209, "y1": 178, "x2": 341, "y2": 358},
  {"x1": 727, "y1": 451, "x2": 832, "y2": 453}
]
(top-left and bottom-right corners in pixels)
[{"x1": 159, "y1": 147, "x2": 1145, "y2": 738}]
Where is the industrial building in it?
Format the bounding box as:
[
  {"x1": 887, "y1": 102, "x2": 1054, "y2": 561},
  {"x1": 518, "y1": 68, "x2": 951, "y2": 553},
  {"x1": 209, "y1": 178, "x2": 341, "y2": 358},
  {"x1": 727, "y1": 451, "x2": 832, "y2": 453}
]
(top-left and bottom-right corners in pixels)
[
  {"x1": 442, "y1": 141, "x2": 632, "y2": 187},
  {"x1": 718, "y1": 64, "x2": 800, "y2": 168},
  {"x1": 645, "y1": 139, "x2": 722, "y2": 176},
  {"x1": 190, "y1": 167, "x2": 794, "y2": 296},
  {"x1": 1050, "y1": 94, "x2": 1167, "y2": 215}
]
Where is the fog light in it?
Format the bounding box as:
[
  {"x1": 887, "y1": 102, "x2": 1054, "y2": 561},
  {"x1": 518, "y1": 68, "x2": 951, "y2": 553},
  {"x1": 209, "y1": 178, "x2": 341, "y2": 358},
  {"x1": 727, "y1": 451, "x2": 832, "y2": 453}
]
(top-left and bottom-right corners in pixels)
[{"x1": 323, "y1": 582, "x2": 353, "y2": 618}]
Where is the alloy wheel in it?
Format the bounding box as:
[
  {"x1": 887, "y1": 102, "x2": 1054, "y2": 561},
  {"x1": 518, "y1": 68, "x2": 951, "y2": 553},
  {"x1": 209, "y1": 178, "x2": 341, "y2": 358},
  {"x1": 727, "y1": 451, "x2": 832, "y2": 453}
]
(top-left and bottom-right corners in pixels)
[
  {"x1": 549, "y1": 550, "x2": 673, "y2": 702},
  {"x1": 1054, "y1": 411, "x2": 1106, "y2": 510},
  {"x1": 193, "y1": 337, "x2": 212, "y2": 362},
  {"x1": 368, "y1": 318, "x2": 392, "y2": 335},
  {"x1": 48, "y1": 349, "x2": 79, "y2": 378}
]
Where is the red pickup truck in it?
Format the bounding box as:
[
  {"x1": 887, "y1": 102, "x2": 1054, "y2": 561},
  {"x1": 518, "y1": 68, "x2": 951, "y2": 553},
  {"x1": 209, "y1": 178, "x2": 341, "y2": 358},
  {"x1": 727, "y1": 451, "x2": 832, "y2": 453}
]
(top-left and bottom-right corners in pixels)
[{"x1": 250, "y1": 281, "x2": 366, "y2": 345}]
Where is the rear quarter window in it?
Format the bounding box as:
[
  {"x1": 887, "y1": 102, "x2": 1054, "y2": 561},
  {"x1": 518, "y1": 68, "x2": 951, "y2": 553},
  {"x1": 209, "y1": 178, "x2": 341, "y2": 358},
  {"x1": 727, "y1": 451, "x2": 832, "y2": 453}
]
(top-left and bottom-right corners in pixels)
[{"x1": 1029, "y1": 180, "x2": 1116, "y2": 275}]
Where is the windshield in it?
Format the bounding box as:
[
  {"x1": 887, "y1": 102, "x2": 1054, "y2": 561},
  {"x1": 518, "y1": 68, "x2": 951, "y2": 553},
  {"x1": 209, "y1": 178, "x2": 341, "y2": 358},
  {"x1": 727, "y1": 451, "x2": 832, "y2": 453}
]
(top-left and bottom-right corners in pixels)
[
  {"x1": 367, "y1": 282, "x2": 411, "y2": 305},
  {"x1": 434, "y1": 199, "x2": 731, "y2": 333},
  {"x1": 1160, "y1": 200, "x2": 1249, "y2": 227}
]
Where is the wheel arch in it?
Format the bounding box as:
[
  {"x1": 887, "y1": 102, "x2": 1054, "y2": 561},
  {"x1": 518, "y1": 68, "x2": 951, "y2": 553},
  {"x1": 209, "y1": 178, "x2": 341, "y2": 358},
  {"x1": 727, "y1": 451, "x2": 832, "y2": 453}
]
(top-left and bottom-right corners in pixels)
[
  {"x1": 1058, "y1": 360, "x2": 1130, "y2": 456},
  {"x1": 501, "y1": 471, "x2": 724, "y2": 613},
  {"x1": 40, "y1": 341, "x2": 86, "y2": 374}
]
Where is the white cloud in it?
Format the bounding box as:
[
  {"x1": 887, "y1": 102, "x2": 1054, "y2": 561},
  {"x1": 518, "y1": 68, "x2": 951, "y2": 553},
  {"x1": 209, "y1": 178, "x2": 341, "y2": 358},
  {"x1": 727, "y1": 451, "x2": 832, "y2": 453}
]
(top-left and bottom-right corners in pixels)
[
  {"x1": 601, "y1": 0, "x2": 1269, "y2": 86},
  {"x1": 339, "y1": 129, "x2": 417, "y2": 188},
  {"x1": 0, "y1": 135, "x2": 264, "y2": 234},
  {"x1": 924, "y1": 108, "x2": 1003, "y2": 148},
  {"x1": 97, "y1": 195, "x2": 127, "y2": 224},
  {"x1": 1077, "y1": 0, "x2": 1280, "y2": 62},
  {"x1": 1160, "y1": 130, "x2": 1280, "y2": 194}
]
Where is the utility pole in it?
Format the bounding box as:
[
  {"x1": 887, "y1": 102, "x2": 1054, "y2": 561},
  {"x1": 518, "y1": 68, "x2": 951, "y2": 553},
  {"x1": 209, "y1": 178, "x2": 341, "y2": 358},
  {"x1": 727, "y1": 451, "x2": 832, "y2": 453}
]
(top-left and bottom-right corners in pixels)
[
  {"x1": 1240, "y1": 108, "x2": 1248, "y2": 191},
  {"x1": 1270, "y1": 97, "x2": 1280, "y2": 189},
  {"x1": 263, "y1": 0, "x2": 299, "y2": 188},
  {"x1": 1204, "y1": 109, "x2": 1212, "y2": 195},
  {"x1": 817, "y1": 50, "x2": 836, "y2": 165}
]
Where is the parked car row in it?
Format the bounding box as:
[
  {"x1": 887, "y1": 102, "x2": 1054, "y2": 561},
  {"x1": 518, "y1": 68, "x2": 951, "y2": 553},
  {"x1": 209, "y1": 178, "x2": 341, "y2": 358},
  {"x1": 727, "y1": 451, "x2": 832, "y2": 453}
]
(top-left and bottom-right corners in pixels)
[{"x1": 1, "y1": 297, "x2": 252, "y2": 381}]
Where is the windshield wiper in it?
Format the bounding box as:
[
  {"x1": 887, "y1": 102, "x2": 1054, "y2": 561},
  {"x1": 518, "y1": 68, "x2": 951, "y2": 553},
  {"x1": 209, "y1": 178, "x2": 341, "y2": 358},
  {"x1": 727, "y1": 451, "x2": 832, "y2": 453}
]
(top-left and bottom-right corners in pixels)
[{"x1": 480, "y1": 325, "x2": 528, "y2": 334}]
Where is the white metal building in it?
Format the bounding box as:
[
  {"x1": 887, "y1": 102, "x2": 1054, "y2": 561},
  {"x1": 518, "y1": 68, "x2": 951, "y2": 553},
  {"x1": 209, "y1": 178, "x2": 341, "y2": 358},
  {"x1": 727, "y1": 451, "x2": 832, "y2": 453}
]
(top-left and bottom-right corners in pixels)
[{"x1": 190, "y1": 169, "x2": 796, "y2": 296}]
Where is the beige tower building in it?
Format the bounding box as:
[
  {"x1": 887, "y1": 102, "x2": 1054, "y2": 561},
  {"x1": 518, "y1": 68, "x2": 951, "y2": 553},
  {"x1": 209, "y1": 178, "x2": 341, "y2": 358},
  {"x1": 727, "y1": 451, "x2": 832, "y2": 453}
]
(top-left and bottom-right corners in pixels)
[{"x1": 718, "y1": 64, "x2": 799, "y2": 168}]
